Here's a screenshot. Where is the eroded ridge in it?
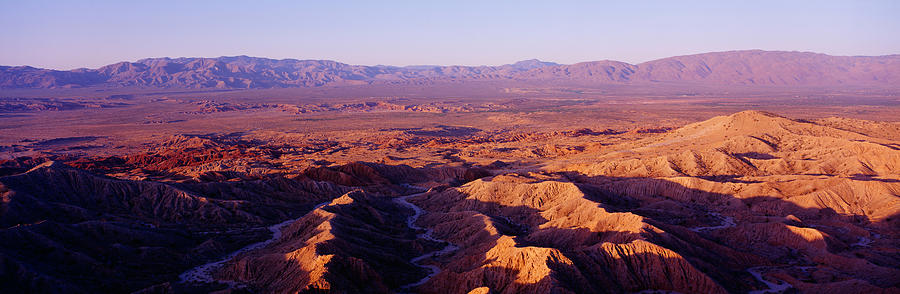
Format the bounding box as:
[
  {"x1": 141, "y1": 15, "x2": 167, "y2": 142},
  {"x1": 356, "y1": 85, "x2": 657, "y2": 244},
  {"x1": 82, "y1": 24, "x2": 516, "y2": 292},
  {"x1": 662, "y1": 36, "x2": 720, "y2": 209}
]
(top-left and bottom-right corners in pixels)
[{"x1": 1, "y1": 110, "x2": 899, "y2": 293}]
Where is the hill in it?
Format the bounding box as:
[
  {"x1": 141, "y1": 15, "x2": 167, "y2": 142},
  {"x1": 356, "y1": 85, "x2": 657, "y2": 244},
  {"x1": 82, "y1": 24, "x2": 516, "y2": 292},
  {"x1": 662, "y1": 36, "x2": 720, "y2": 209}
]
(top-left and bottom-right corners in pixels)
[{"x1": 2, "y1": 50, "x2": 898, "y2": 89}]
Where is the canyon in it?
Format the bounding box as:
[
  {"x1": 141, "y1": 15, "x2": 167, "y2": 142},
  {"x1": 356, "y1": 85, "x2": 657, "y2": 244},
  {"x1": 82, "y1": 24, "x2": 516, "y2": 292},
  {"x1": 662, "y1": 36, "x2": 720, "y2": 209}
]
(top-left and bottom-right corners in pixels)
[{"x1": 1, "y1": 51, "x2": 899, "y2": 293}]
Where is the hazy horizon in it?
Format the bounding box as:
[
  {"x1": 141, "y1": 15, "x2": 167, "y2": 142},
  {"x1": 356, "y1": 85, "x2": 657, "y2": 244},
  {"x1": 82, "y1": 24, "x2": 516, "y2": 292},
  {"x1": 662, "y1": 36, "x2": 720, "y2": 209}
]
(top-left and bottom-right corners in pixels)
[
  {"x1": 2, "y1": 0, "x2": 898, "y2": 70},
  {"x1": 6, "y1": 49, "x2": 900, "y2": 71},
  {"x1": 2, "y1": 2, "x2": 900, "y2": 294}
]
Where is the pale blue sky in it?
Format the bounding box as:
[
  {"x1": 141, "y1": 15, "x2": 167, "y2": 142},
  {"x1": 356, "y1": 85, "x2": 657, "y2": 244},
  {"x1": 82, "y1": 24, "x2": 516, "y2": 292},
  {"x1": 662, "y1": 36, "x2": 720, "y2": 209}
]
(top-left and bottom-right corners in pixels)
[{"x1": 1, "y1": 0, "x2": 898, "y2": 69}]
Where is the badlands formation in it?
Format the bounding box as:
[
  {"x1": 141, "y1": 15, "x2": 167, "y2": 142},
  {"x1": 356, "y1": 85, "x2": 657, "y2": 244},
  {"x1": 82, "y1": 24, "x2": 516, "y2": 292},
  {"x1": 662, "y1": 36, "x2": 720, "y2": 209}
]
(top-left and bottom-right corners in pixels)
[{"x1": 1, "y1": 109, "x2": 898, "y2": 293}]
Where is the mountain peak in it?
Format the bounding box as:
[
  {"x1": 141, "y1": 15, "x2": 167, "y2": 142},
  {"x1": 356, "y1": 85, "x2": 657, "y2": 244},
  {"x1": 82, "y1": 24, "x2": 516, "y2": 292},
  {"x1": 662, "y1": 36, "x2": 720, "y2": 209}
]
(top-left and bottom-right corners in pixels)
[
  {"x1": 677, "y1": 110, "x2": 795, "y2": 135},
  {"x1": 2, "y1": 50, "x2": 899, "y2": 89},
  {"x1": 512, "y1": 58, "x2": 550, "y2": 64},
  {"x1": 727, "y1": 110, "x2": 783, "y2": 120},
  {"x1": 508, "y1": 59, "x2": 559, "y2": 70}
]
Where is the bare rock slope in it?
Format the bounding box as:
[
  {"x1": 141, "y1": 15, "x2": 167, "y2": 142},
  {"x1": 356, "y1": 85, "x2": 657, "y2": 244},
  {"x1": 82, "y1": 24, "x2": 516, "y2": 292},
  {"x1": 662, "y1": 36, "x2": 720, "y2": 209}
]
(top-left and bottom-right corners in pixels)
[{"x1": 1, "y1": 110, "x2": 898, "y2": 293}]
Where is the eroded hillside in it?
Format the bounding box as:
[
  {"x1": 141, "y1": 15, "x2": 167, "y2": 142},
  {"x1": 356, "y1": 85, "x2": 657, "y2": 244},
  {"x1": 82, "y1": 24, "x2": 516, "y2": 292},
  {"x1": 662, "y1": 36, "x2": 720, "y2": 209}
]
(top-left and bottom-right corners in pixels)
[{"x1": 1, "y1": 110, "x2": 898, "y2": 293}]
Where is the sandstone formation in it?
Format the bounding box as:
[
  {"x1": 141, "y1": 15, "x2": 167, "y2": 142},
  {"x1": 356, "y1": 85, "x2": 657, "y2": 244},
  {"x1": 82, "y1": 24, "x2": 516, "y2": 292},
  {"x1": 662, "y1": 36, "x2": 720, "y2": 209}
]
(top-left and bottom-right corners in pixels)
[
  {"x1": 217, "y1": 191, "x2": 429, "y2": 293},
  {"x1": 1, "y1": 110, "x2": 898, "y2": 293}
]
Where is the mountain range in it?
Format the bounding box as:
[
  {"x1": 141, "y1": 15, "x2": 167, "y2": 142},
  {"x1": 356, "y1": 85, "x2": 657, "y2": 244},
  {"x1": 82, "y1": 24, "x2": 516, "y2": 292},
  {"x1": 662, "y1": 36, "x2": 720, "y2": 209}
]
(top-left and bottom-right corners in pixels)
[{"x1": 2, "y1": 50, "x2": 898, "y2": 89}]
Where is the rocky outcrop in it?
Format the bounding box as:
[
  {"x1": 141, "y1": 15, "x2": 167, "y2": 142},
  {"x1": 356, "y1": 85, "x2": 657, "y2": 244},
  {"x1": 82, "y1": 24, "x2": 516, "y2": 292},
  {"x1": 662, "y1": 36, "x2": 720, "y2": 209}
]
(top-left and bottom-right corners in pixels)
[
  {"x1": 0, "y1": 161, "x2": 350, "y2": 293},
  {"x1": 1, "y1": 110, "x2": 898, "y2": 293},
  {"x1": 564, "y1": 111, "x2": 900, "y2": 177},
  {"x1": 410, "y1": 177, "x2": 730, "y2": 294},
  {"x1": 217, "y1": 191, "x2": 428, "y2": 293},
  {"x1": 0, "y1": 161, "x2": 263, "y2": 227}
]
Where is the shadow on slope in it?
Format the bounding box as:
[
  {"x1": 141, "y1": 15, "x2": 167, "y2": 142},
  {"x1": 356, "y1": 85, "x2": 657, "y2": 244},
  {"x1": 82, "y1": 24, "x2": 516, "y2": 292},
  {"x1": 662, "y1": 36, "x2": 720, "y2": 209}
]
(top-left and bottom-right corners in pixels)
[
  {"x1": 409, "y1": 172, "x2": 900, "y2": 293},
  {"x1": 0, "y1": 162, "x2": 350, "y2": 293},
  {"x1": 216, "y1": 190, "x2": 432, "y2": 293},
  {"x1": 564, "y1": 173, "x2": 900, "y2": 291}
]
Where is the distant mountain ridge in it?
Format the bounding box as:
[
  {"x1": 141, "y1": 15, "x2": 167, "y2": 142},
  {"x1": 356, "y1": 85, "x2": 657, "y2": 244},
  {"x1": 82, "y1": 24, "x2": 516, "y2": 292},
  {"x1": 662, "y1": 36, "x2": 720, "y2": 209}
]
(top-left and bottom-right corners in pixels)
[{"x1": 1, "y1": 50, "x2": 898, "y2": 89}]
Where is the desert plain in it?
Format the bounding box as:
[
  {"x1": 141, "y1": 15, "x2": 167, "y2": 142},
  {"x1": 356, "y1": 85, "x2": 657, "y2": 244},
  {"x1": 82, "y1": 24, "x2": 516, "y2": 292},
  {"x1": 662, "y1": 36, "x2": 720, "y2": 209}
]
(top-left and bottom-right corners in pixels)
[{"x1": 1, "y1": 51, "x2": 900, "y2": 293}]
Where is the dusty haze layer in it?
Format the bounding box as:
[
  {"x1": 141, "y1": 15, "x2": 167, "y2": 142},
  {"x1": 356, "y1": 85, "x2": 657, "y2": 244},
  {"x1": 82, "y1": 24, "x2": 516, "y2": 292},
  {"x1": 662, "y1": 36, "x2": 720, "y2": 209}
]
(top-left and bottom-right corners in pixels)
[{"x1": 1, "y1": 63, "x2": 900, "y2": 294}]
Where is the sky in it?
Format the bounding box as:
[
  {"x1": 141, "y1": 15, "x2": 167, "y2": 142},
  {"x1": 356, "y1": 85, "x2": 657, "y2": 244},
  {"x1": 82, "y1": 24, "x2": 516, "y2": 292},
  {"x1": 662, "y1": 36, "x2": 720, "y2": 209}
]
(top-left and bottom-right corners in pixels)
[{"x1": 1, "y1": 0, "x2": 898, "y2": 70}]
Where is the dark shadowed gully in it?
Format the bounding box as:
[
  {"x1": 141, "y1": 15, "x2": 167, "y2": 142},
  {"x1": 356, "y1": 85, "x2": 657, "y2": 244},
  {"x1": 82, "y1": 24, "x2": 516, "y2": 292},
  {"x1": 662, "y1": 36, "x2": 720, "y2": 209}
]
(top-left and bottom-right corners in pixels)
[{"x1": 1, "y1": 107, "x2": 898, "y2": 293}]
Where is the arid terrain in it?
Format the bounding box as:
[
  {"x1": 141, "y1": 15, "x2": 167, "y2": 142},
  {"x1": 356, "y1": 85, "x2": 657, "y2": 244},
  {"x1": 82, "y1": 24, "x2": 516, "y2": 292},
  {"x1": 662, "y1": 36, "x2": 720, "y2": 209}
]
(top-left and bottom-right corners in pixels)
[{"x1": 1, "y1": 51, "x2": 900, "y2": 294}]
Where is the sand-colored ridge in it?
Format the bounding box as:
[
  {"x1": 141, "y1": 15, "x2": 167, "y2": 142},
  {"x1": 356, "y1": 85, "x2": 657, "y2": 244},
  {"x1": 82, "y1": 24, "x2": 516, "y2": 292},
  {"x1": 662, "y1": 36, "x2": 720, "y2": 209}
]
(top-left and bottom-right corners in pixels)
[{"x1": 2, "y1": 109, "x2": 899, "y2": 293}]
